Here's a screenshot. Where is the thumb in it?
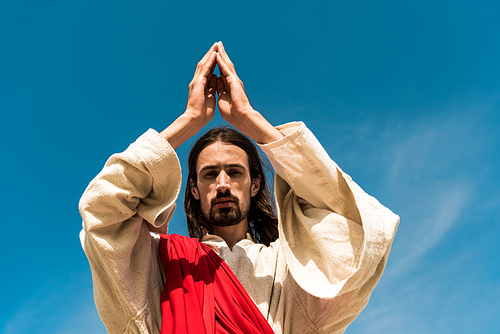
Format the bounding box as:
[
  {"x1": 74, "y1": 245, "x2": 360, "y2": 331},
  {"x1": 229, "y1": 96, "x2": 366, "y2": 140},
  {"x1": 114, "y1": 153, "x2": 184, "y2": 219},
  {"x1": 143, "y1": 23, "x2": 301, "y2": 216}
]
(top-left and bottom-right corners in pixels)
[
  {"x1": 217, "y1": 90, "x2": 230, "y2": 113},
  {"x1": 216, "y1": 76, "x2": 227, "y2": 96},
  {"x1": 216, "y1": 77, "x2": 230, "y2": 111}
]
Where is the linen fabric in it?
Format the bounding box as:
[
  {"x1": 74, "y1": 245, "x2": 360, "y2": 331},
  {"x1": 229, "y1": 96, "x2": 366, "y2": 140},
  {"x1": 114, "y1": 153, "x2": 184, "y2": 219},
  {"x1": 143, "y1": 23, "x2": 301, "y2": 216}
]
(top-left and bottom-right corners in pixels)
[{"x1": 79, "y1": 122, "x2": 399, "y2": 334}]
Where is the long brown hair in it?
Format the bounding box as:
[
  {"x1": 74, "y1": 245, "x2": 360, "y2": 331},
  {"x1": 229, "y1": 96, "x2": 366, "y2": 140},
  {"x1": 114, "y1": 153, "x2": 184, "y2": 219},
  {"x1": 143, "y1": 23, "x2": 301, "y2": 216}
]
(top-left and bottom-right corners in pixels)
[{"x1": 184, "y1": 126, "x2": 279, "y2": 246}]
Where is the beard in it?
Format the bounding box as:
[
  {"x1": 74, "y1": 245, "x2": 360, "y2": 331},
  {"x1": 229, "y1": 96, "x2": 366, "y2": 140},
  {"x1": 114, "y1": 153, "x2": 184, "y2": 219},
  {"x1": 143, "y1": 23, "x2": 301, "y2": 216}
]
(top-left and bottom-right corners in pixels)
[{"x1": 204, "y1": 190, "x2": 250, "y2": 227}]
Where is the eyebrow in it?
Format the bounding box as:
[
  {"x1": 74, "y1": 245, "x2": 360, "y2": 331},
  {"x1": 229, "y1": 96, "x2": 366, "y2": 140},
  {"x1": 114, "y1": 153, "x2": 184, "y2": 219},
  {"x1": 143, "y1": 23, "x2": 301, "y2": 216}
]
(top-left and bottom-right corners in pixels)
[{"x1": 199, "y1": 163, "x2": 246, "y2": 173}]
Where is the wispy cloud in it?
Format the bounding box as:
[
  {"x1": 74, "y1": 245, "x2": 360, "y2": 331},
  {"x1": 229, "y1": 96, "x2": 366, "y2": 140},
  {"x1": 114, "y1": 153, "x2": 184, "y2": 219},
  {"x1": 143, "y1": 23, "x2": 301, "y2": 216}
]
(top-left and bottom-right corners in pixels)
[
  {"x1": 345, "y1": 99, "x2": 500, "y2": 333},
  {"x1": 385, "y1": 182, "x2": 471, "y2": 279},
  {"x1": 361, "y1": 101, "x2": 500, "y2": 273},
  {"x1": 348, "y1": 254, "x2": 469, "y2": 333},
  {"x1": 348, "y1": 244, "x2": 500, "y2": 333}
]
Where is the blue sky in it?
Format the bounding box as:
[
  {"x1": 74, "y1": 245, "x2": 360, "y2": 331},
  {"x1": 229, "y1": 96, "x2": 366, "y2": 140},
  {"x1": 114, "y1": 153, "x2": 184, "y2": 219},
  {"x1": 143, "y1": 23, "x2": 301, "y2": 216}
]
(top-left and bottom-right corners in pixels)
[{"x1": 1, "y1": 0, "x2": 499, "y2": 333}]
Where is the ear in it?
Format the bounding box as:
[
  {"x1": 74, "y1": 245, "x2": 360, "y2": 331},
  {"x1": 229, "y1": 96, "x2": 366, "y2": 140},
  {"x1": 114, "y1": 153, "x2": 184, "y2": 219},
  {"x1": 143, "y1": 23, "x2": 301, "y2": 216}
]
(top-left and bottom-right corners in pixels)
[
  {"x1": 190, "y1": 180, "x2": 200, "y2": 200},
  {"x1": 250, "y1": 176, "x2": 261, "y2": 197}
]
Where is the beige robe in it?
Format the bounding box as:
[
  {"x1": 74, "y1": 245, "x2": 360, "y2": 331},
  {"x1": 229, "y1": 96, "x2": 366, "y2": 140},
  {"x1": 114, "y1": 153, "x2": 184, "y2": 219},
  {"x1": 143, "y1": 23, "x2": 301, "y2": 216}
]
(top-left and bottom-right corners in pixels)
[{"x1": 79, "y1": 122, "x2": 399, "y2": 334}]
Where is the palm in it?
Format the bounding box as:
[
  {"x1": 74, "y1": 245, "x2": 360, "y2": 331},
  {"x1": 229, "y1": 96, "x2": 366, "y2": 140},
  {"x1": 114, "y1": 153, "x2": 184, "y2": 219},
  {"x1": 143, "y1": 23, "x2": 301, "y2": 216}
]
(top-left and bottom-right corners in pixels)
[
  {"x1": 187, "y1": 76, "x2": 216, "y2": 122},
  {"x1": 216, "y1": 73, "x2": 252, "y2": 124},
  {"x1": 184, "y1": 44, "x2": 218, "y2": 128}
]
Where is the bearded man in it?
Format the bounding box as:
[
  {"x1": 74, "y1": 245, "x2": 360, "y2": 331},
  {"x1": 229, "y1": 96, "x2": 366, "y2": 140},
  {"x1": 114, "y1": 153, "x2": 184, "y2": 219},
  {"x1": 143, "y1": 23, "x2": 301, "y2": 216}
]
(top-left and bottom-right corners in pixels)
[{"x1": 80, "y1": 42, "x2": 399, "y2": 334}]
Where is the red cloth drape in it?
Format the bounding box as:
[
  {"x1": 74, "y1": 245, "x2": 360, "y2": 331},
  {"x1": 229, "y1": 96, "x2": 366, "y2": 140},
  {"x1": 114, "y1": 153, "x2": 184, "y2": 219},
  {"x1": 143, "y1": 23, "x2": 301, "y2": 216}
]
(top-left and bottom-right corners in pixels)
[{"x1": 159, "y1": 233, "x2": 275, "y2": 334}]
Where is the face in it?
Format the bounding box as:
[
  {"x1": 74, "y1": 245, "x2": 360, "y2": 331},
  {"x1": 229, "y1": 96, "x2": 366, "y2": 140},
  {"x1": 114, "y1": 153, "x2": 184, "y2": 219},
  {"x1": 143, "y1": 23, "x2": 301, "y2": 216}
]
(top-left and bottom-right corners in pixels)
[{"x1": 191, "y1": 141, "x2": 260, "y2": 228}]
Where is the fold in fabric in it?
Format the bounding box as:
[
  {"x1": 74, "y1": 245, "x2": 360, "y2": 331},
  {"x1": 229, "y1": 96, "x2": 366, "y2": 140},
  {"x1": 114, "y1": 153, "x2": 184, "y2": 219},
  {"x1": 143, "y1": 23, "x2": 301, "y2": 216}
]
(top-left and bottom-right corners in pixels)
[{"x1": 159, "y1": 234, "x2": 275, "y2": 334}]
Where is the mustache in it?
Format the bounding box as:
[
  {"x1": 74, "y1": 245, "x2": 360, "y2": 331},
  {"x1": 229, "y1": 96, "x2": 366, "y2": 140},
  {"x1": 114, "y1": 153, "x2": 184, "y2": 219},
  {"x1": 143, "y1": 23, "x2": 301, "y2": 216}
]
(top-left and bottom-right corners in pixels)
[{"x1": 210, "y1": 190, "x2": 240, "y2": 206}]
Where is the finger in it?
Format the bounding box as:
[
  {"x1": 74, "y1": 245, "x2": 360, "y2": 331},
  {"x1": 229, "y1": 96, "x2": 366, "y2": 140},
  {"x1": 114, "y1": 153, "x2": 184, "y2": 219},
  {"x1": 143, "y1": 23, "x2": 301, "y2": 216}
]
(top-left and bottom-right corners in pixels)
[
  {"x1": 199, "y1": 51, "x2": 218, "y2": 78},
  {"x1": 194, "y1": 43, "x2": 218, "y2": 78},
  {"x1": 207, "y1": 74, "x2": 217, "y2": 94},
  {"x1": 209, "y1": 55, "x2": 217, "y2": 77},
  {"x1": 216, "y1": 52, "x2": 233, "y2": 77},
  {"x1": 207, "y1": 75, "x2": 217, "y2": 111},
  {"x1": 216, "y1": 76, "x2": 226, "y2": 95},
  {"x1": 199, "y1": 42, "x2": 219, "y2": 66},
  {"x1": 217, "y1": 41, "x2": 233, "y2": 68}
]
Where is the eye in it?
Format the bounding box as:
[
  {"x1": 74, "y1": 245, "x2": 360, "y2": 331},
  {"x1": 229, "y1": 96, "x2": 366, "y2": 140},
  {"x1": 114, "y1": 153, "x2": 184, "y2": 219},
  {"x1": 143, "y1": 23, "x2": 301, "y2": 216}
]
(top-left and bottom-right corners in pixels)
[
  {"x1": 203, "y1": 171, "x2": 217, "y2": 178},
  {"x1": 228, "y1": 170, "x2": 242, "y2": 176}
]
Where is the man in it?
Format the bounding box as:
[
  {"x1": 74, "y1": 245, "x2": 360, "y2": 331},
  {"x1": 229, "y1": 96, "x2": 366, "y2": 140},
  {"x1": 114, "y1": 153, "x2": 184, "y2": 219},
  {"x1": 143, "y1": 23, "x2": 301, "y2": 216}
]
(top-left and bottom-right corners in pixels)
[{"x1": 80, "y1": 42, "x2": 399, "y2": 334}]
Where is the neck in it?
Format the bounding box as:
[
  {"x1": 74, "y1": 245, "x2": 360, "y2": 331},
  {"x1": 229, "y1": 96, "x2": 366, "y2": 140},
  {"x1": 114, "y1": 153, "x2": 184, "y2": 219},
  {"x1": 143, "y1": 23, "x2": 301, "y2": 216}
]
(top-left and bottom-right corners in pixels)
[{"x1": 211, "y1": 219, "x2": 249, "y2": 250}]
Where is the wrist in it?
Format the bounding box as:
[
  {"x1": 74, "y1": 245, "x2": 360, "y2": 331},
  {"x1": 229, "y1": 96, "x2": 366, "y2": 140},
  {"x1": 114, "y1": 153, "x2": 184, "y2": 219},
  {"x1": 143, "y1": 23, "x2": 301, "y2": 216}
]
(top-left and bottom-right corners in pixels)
[
  {"x1": 232, "y1": 109, "x2": 284, "y2": 144},
  {"x1": 161, "y1": 113, "x2": 204, "y2": 150}
]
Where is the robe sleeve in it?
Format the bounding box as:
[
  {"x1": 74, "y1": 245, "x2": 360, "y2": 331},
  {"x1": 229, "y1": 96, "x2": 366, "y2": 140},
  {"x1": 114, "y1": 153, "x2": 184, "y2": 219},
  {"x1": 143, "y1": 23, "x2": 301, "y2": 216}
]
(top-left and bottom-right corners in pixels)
[
  {"x1": 259, "y1": 122, "x2": 399, "y2": 299},
  {"x1": 79, "y1": 129, "x2": 181, "y2": 334}
]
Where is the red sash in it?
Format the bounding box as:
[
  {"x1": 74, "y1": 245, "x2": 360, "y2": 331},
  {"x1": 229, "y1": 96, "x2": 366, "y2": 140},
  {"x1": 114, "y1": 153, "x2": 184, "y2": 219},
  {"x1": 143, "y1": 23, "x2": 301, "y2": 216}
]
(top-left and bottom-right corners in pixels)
[{"x1": 159, "y1": 234, "x2": 275, "y2": 334}]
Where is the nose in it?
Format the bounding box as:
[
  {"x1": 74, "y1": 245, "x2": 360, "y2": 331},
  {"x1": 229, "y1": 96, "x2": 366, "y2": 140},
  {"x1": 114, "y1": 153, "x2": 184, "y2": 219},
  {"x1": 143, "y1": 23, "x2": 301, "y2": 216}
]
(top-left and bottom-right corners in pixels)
[{"x1": 215, "y1": 171, "x2": 231, "y2": 193}]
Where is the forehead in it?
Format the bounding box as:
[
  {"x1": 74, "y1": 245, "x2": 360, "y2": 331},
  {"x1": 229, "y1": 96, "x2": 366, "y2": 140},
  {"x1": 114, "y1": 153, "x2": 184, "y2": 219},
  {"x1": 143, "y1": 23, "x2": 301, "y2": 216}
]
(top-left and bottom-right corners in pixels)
[{"x1": 196, "y1": 141, "x2": 249, "y2": 172}]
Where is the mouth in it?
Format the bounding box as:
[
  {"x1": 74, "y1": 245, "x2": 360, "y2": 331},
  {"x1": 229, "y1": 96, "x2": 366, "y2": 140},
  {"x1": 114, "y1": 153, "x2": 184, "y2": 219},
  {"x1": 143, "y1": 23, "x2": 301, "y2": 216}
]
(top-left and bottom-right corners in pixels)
[{"x1": 214, "y1": 198, "x2": 235, "y2": 208}]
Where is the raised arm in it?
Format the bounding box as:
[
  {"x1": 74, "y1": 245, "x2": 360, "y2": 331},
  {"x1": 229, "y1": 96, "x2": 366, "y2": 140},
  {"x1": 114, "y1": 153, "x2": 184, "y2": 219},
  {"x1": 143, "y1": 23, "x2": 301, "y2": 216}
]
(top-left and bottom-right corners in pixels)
[
  {"x1": 79, "y1": 43, "x2": 222, "y2": 333},
  {"x1": 79, "y1": 129, "x2": 181, "y2": 333},
  {"x1": 161, "y1": 42, "x2": 219, "y2": 149},
  {"x1": 254, "y1": 122, "x2": 399, "y2": 332}
]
